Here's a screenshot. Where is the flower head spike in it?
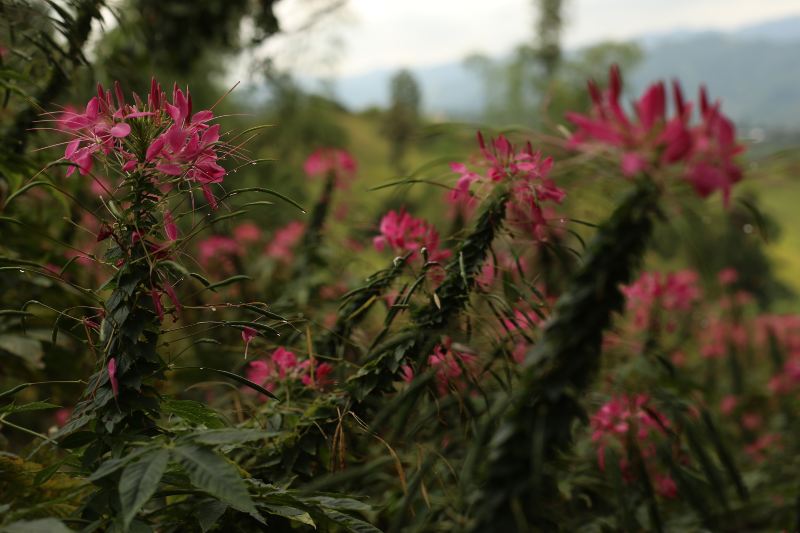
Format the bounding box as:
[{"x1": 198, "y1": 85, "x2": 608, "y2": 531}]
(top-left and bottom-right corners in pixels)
[
  {"x1": 567, "y1": 65, "x2": 744, "y2": 205},
  {"x1": 107, "y1": 358, "x2": 119, "y2": 398}
]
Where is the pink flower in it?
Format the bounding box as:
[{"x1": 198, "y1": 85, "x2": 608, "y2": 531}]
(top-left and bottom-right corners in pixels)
[
  {"x1": 233, "y1": 222, "x2": 262, "y2": 244},
  {"x1": 54, "y1": 408, "x2": 71, "y2": 427},
  {"x1": 303, "y1": 148, "x2": 357, "y2": 188},
  {"x1": 107, "y1": 357, "x2": 119, "y2": 398},
  {"x1": 719, "y1": 395, "x2": 738, "y2": 415},
  {"x1": 242, "y1": 327, "x2": 258, "y2": 358},
  {"x1": 162, "y1": 281, "x2": 182, "y2": 316},
  {"x1": 427, "y1": 338, "x2": 477, "y2": 396},
  {"x1": 449, "y1": 133, "x2": 564, "y2": 238},
  {"x1": 373, "y1": 209, "x2": 451, "y2": 264},
  {"x1": 246, "y1": 360, "x2": 273, "y2": 392},
  {"x1": 56, "y1": 79, "x2": 226, "y2": 208},
  {"x1": 197, "y1": 235, "x2": 241, "y2": 270},
  {"x1": 654, "y1": 474, "x2": 678, "y2": 499},
  {"x1": 400, "y1": 364, "x2": 415, "y2": 383},
  {"x1": 164, "y1": 211, "x2": 179, "y2": 241},
  {"x1": 300, "y1": 360, "x2": 334, "y2": 389},
  {"x1": 265, "y1": 221, "x2": 305, "y2": 264},
  {"x1": 567, "y1": 66, "x2": 743, "y2": 205},
  {"x1": 718, "y1": 267, "x2": 739, "y2": 286},
  {"x1": 622, "y1": 270, "x2": 701, "y2": 330},
  {"x1": 151, "y1": 289, "x2": 165, "y2": 322},
  {"x1": 590, "y1": 394, "x2": 670, "y2": 471},
  {"x1": 272, "y1": 347, "x2": 298, "y2": 378}
]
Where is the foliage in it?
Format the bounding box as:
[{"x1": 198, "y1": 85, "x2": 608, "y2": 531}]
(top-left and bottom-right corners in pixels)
[{"x1": 1, "y1": 2, "x2": 800, "y2": 532}]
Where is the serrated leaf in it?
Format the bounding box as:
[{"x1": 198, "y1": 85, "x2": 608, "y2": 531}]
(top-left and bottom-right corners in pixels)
[
  {"x1": 318, "y1": 507, "x2": 381, "y2": 533},
  {"x1": 0, "y1": 401, "x2": 59, "y2": 415},
  {"x1": 173, "y1": 444, "x2": 257, "y2": 515},
  {"x1": 119, "y1": 449, "x2": 170, "y2": 531},
  {"x1": 0, "y1": 518, "x2": 73, "y2": 533},
  {"x1": 262, "y1": 505, "x2": 316, "y2": 527},
  {"x1": 196, "y1": 500, "x2": 227, "y2": 532},
  {"x1": 33, "y1": 459, "x2": 65, "y2": 486},
  {"x1": 87, "y1": 448, "x2": 150, "y2": 481},
  {"x1": 162, "y1": 399, "x2": 226, "y2": 429},
  {"x1": 184, "y1": 429, "x2": 273, "y2": 446}
]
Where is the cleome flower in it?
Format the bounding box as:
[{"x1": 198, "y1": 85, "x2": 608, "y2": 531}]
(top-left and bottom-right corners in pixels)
[
  {"x1": 303, "y1": 147, "x2": 358, "y2": 188},
  {"x1": 567, "y1": 65, "x2": 744, "y2": 206},
  {"x1": 590, "y1": 394, "x2": 678, "y2": 498},
  {"x1": 450, "y1": 132, "x2": 564, "y2": 241},
  {"x1": 373, "y1": 209, "x2": 451, "y2": 264},
  {"x1": 57, "y1": 79, "x2": 228, "y2": 208}
]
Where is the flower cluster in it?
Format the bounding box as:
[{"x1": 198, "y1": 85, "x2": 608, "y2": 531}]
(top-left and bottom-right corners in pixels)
[
  {"x1": 58, "y1": 79, "x2": 227, "y2": 208},
  {"x1": 590, "y1": 394, "x2": 677, "y2": 498},
  {"x1": 622, "y1": 270, "x2": 701, "y2": 331},
  {"x1": 373, "y1": 209, "x2": 451, "y2": 264},
  {"x1": 450, "y1": 133, "x2": 565, "y2": 241},
  {"x1": 266, "y1": 221, "x2": 306, "y2": 264},
  {"x1": 427, "y1": 337, "x2": 478, "y2": 396},
  {"x1": 245, "y1": 347, "x2": 334, "y2": 396},
  {"x1": 567, "y1": 65, "x2": 744, "y2": 205},
  {"x1": 303, "y1": 147, "x2": 357, "y2": 188}
]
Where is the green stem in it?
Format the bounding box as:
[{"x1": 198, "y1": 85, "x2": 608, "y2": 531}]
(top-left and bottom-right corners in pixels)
[{"x1": 470, "y1": 179, "x2": 661, "y2": 531}]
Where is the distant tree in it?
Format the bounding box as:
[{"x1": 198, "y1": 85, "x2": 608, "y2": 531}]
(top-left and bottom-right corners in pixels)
[
  {"x1": 383, "y1": 69, "x2": 421, "y2": 173},
  {"x1": 535, "y1": 0, "x2": 565, "y2": 78}
]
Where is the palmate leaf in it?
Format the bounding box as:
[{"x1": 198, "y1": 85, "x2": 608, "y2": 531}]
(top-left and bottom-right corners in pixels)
[
  {"x1": 162, "y1": 399, "x2": 226, "y2": 429},
  {"x1": 182, "y1": 428, "x2": 276, "y2": 446},
  {"x1": 173, "y1": 444, "x2": 257, "y2": 515},
  {"x1": 119, "y1": 449, "x2": 170, "y2": 531},
  {"x1": 317, "y1": 507, "x2": 382, "y2": 533},
  {"x1": 260, "y1": 504, "x2": 316, "y2": 528},
  {"x1": 0, "y1": 518, "x2": 72, "y2": 533}
]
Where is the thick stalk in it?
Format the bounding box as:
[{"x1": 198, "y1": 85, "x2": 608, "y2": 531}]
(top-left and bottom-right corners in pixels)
[{"x1": 470, "y1": 179, "x2": 661, "y2": 531}]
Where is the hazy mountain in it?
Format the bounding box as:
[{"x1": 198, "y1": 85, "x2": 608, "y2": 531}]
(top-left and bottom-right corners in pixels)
[{"x1": 321, "y1": 15, "x2": 800, "y2": 130}]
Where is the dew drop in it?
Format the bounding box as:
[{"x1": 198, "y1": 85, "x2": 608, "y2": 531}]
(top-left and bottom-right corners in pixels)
[{"x1": 743, "y1": 224, "x2": 754, "y2": 234}]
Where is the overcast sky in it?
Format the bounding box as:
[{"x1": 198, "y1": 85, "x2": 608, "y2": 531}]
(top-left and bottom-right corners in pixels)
[{"x1": 261, "y1": 0, "x2": 800, "y2": 78}]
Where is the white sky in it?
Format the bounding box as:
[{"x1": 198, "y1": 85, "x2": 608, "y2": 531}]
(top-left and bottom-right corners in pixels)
[{"x1": 262, "y1": 0, "x2": 800, "y2": 78}]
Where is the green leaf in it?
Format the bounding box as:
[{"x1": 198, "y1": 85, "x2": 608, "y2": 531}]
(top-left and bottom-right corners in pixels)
[
  {"x1": 185, "y1": 367, "x2": 279, "y2": 401},
  {"x1": 162, "y1": 399, "x2": 226, "y2": 429},
  {"x1": 220, "y1": 187, "x2": 305, "y2": 213},
  {"x1": 0, "y1": 401, "x2": 59, "y2": 415},
  {"x1": 196, "y1": 500, "x2": 228, "y2": 532},
  {"x1": 303, "y1": 496, "x2": 372, "y2": 513},
  {"x1": 87, "y1": 448, "x2": 151, "y2": 481},
  {"x1": 261, "y1": 504, "x2": 316, "y2": 528},
  {"x1": 204, "y1": 275, "x2": 251, "y2": 292},
  {"x1": 173, "y1": 444, "x2": 257, "y2": 515},
  {"x1": 183, "y1": 429, "x2": 273, "y2": 446},
  {"x1": 0, "y1": 519, "x2": 73, "y2": 532},
  {"x1": 119, "y1": 449, "x2": 170, "y2": 531},
  {"x1": 318, "y1": 507, "x2": 381, "y2": 533},
  {"x1": 33, "y1": 459, "x2": 66, "y2": 486}
]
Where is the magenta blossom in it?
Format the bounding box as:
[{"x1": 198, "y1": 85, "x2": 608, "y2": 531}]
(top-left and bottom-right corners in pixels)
[
  {"x1": 622, "y1": 270, "x2": 701, "y2": 330},
  {"x1": 56, "y1": 79, "x2": 226, "y2": 209},
  {"x1": 373, "y1": 209, "x2": 451, "y2": 264},
  {"x1": 265, "y1": 221, "x2": 306, "y2": 264},
  {"x1": 450, "y1": 133, "x2": 564, "y2": 240},
  {"x1": 427, "y1": 338, "x2": 478, "y2": 396},
  {"x1": 590, "y1": 394, "x2": 677, "y2": 498},
  {"x1": 303, "y1": 148, "x2": 358, "y2": 188},
  {"x1": 567, "y1": 65, "x2": 744, "y2": 205},
  {"x1": 233, "y1": 222, "x2": 262, "y2": 244},
  {"x1": 107, "y1": 358, "x2": 119, "y2": 398}
]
